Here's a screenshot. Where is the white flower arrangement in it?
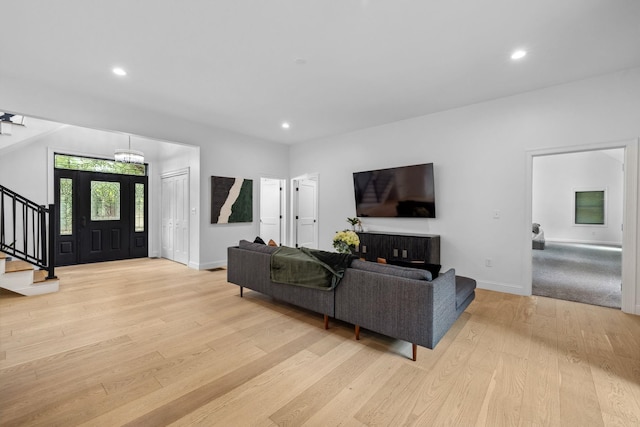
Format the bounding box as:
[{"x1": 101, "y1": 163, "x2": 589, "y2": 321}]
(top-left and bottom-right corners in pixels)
[{"x1": 332, "y1": 230, "x2": 360, "y2": 254}]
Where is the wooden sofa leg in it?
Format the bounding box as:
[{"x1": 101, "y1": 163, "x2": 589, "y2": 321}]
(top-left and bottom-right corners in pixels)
[
  {"x1": 412, "y1": 343, "x2": 417, "y2": 361},
  {"x1": 324, "y1": 314, "x2": 329, "y2": 330},
  {"x1": 355, "y1": 325, "x2": 360, "y2": 340}
]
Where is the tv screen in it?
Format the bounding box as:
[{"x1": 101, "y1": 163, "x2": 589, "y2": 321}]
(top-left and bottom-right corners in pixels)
[{"x1": 353, "y1": 163, "x2": 436, "y2": 218}]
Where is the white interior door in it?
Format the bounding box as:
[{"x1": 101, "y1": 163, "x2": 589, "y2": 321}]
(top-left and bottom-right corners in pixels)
[
  {"x1": 295, "y1": 178, "x2": 318, "y2": 249},
  {"x1": 173, "y1": 173, "x2": 189, "y2": 264},
  {"x1": 161, "y1": 178, "x2": 174, "y2": 259},
  {"x1": 260, "y1": 178, "x2": 283, "y2": 245},
  {"x1": 161, "y1": 170, "x2": 189, "y2": 265}
]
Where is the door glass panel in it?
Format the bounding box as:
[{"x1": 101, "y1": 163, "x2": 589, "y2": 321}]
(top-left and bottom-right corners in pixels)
[
  {"x1": 91, "y1": 181, "x2": 121, "y2": 221},
  {"x1": 135, "y1": 183, "x2": 145, "y2": 232},
  {"x1": 60, "y1": 178, "x2": 73, "y2": 235}
]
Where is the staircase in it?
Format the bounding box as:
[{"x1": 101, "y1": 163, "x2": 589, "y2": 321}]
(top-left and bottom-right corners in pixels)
[
  {"x1": 0, "y1": 185, "x2": 58, "y2": 296},
  {"x1": 0, "y1": 252, "x2": 59, "y2": 295}
]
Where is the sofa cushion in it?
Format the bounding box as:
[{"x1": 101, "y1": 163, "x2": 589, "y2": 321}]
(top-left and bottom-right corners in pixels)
[
  {"x1": 239, "y1": 239, "x2": 279, "y2": 254},
  {"x1": 386, "y1": 260, "x2": 441, "y2": 279},
  {"x1": 350, "y1": 259, "x2": 432, "y2": 281},
  {"x1": 455, "y1": 276, "x2": 476, "y2": 309}
]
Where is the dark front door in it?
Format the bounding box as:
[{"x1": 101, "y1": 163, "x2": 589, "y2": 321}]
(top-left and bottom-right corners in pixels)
[
  {"x1": 78, "y1": 171, "x2": 131, "y2": 263},
  {"x1": 54, "y1": 168, "x2": 148, "y2": 266}
]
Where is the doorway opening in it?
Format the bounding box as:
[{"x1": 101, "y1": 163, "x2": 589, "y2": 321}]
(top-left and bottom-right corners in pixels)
[
  {"x1": 526, "y1": 140, "x2": 638, "y2": 314},
  {"x1": 532, "y1": 149, "x2": 624, "y2": 308},
  {"x1": 54, "y1": 153, "x2": 148, "y2": 266}
]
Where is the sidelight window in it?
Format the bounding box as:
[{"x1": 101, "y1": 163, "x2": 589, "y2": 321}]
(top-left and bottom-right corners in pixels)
[
  {"x1": 135, "y1": 183, "x2": 145, "y2": 232},
  {"x1": 59, "y1": 178, "x2": 73, "y2": 235}
]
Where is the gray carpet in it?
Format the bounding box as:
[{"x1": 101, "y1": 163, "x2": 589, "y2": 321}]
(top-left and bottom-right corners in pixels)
[{"x1": 532, "y1": 242, "x2": 622, "y2": 308}]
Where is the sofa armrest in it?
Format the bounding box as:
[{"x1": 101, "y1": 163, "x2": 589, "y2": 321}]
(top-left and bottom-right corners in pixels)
[
  {"x1": 430, "y1": 269, "x2": 458, "y2": 346},
  {"x1": 335, "y1": 268, "x2": 457, "y2": 349},
  {"x1": 227, "y1": 246, "x2": 272, "y2": 294},
  {"x1": 227, "y1": 246, "x2": 335, "y2": 317}
]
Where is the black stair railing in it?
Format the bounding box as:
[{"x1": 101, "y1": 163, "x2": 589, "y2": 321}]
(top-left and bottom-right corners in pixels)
[{"x1": 0, "y1": 185, "x2": 56, "y2": 280}]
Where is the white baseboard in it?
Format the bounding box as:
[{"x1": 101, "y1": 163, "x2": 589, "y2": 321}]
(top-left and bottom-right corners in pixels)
[
  {"x1": 192, "y1": 260, "x2": 226, "y2": 270},
  {"x1": 546, "y1": 238, "x2": 622, "y2": 246},
  {"x1": 476, "y1": 280, "x2": 528, "y2": 296}
]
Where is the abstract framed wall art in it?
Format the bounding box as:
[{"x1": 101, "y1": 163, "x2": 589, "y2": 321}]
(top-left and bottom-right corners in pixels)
[{"x1": 210, "y1": 176, "x2": 253, "y2": 223}]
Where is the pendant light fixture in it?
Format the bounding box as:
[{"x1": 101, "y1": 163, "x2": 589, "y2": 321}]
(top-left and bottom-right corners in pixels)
[{"x1": 115, "y1": 135, "x2": 144, "y2": 164}]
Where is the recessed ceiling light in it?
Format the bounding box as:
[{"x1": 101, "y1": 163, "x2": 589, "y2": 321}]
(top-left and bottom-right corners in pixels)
[
  {"x1": 112, "y1": 67, "x2": 127, "y2": 76},
  {"x1": 510, "y1": 50, "x2": 527, "y2": 60},
  {"x1": 281, "y1": 122, "x2": 291, "y2": 129}
]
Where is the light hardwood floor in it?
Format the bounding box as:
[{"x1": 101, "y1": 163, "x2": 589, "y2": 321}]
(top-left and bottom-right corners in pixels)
[{"x1": 1, "y1": 258, "x2": 639, "y2": 426}]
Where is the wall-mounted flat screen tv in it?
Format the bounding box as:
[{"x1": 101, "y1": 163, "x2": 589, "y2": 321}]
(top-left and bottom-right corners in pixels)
[{"x1": 353, "y1": 163, "x2": 435, "y2": 218}]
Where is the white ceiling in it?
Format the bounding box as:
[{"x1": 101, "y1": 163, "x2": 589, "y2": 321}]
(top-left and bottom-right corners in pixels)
[
  {"x1": 0, "y1": 115, "x2": 64, "y2": 152},
  {"x1": 2, "y1": 0, "x2": 640, "y2": 144}
]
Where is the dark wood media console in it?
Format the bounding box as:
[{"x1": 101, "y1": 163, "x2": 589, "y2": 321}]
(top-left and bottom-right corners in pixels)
[{"x1": 354, "y1": 231, "x2": 440, "y2": 265}]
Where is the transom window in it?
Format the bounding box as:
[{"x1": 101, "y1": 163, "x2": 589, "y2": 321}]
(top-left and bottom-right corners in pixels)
[{"x1": 54, "y1": 153, "x2": 146, "y2": 176}]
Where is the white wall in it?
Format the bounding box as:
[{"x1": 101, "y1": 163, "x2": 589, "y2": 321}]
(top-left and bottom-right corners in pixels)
[
  {"x1": 3, "y1": 67, "x2": 640, "y2": 312},
  {"x1": 0, "y1": 125, "x2": 194, "y2": 261},
  {"x1": 290, "y1": 68, "x2": 640, "y2": 305},
  {"x1": 2, "y1": 73, "x2": 291, "y2": 269},
  {"x1": 533, "y1": 150, "x2": 624, "y2": 245},
  {"x1": 0, "y1": 125, "x2": 166, "y2": 204},
  {"x1": 196, "y1": 133, "x2": 289, "y2": 269},
  {"x1": 0, "y1": 119, "x2": 288, "y2": 269},
  {"x1": 154, "y1": 141, "x2": 199, "y2": 261}
]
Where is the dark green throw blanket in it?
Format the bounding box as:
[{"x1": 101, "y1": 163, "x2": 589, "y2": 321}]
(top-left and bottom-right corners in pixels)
[{"x1": 270, "y1": 247, "x2": 356, "y2": 290}]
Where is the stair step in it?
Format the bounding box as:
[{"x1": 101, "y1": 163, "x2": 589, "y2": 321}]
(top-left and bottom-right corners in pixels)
[
  {"x1": 32, "y1": 270, "x2": 56, "y2": 284},
  {"x1": 33, "y1": 270, "x2": 47, "y2": 283},
  {"x1": 5, "y1": 260, "x2": 34, "y2": 273},
  {"x1": 0, "y1": 257, "x2": 59, "y2": 296}
]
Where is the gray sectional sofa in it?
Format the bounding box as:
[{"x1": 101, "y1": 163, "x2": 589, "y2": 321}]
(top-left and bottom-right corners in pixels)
[{"x1": 227, "y1": 240, "x2": 475, "y2": 360}]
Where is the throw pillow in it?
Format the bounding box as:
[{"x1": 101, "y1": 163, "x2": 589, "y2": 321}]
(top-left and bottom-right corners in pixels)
[
  {"x1": 350, "y1": 259, "x2": 432, "y2": 281},
  {"x1": 239, "y1": 239, "x2": 278, "y2": 254},
  {"x1": 386, "y1": 259, "x2": 441, "y2": 279},
  {"x1": 254, "y1": 236, "x2": 266, "y2": 245},
  {"x1": 268, "y1": 239, "x2": 278, "y2": 247}
]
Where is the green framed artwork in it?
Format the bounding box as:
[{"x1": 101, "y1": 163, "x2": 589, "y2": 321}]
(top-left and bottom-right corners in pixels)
[{"x1": 211, "y1": 176, "x2": 253, "y2": 224}]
